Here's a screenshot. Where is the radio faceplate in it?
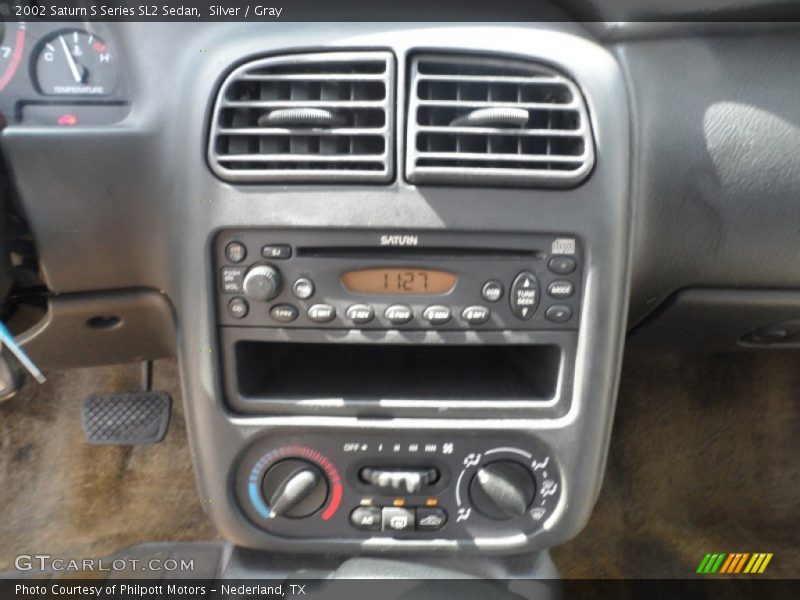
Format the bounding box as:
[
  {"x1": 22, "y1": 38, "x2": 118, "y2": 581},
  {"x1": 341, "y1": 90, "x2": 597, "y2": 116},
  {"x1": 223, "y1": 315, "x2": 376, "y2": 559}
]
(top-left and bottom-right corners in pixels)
[{"x1": 214, "y1": 230, "x2": 583, "y2": 331}]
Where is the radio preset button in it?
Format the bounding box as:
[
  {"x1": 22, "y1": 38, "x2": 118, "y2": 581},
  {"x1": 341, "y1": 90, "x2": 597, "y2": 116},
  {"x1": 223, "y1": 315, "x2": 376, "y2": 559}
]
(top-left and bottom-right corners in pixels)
[
  {"x1": 461, "y1": 305, "x2": 491, "y2": 325},
  {"x1": 510, "y1": 271, "x2": 540, "y2": 320},
  {"x1": 270, "y1": 304, "x2": 299, "y2": 323},
  {"x1": 547, "y1": 280, "x2": 575, "y2": 299},
  {"x1": 293, "y1": 278, "x2": 315, "y2": 300},
  {"x1": 548, "y1": 256, "x2": 577, "y2": 275},
  {"x1": 422, "y1": 305, "x2": 451, "y2": 325},
  {"x1": 384, "y1": 305, "x2": 413, "y2": 325},
  {"x1": 382, "y1": 507, "x2": 415, "y2": 532},
  {"x1": 220, "y1": 266, "x2": 246, "y2": 294},
  {"x1": 346, "y1": 304, "x2": 375, "y2": 325},
  {"x1": 308, "y1": 304, "x2": 336, "y2": 323},
  {"x1": 261, "y1": 244, "x2": 292, "y2": 259},
  {"x1": 481, "y1": 281, "x2": 504, "y2": 303},
  {"x1": 416, "y1": 507, "x2": 447, "y2": 531},
  {"x1": 350, "y1": 507, "x2": 382, "y2": 532},
  {"x1": 227, "y1": 297, "x2": 249, "y2": 319},
  {"x1": 545, "y1": 305, "x2": 573, "y2": 323},
  {"x1": 225, "y1": 241, "x2": 247, "y2": 264}
]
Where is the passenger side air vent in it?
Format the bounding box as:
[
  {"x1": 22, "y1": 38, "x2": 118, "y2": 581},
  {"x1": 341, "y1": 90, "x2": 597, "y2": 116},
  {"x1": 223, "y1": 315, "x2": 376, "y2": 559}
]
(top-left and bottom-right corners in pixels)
[
  {"x1": 209, "y1": 52, "x2": 394, "y2": 183},
  {"x1": 406, "y1": 54, "x2": 594, "y2": 187}
]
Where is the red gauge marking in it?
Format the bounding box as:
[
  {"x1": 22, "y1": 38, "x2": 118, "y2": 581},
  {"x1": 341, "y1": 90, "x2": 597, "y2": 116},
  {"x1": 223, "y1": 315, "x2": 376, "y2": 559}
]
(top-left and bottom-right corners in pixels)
[
  {"x1": 93, "y1": 41, "x2": 107, "y2": 53},
  {"x1": 0, "y1": 27, "x2": 26, "y2": 91},
  {"x1": 57, "y1": 114, "x2": 78, "y2": 126},
  {"x1": 321, "y1": 479, "x2": 342, "y2": 520},
  {"x1": 265, "y1": 445, "x2": 343, "y2": 521}
]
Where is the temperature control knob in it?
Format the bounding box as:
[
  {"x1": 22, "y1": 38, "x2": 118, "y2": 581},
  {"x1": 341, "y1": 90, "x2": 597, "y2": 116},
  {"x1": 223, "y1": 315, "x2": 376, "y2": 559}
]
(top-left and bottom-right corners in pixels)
[
  {"x1": 262, "y1": 459, "x2": 329, "y2": 518},
  {"x1": 243, "y1": 265, "x2": 282, "y2": 302},
  {"x1": 468, "y1": 461, "x2": 536, "y2": 520}
]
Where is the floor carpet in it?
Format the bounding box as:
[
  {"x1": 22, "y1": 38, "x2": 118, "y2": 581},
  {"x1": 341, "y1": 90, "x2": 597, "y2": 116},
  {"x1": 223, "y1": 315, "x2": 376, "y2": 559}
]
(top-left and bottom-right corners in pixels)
[
  {"x1": 1, "y1": 352, "x2": 798, "y2": 578},
  {"x1": 552, "y1": 350, "x2": 800, "y2": 579},
  {"x1": 0, "y1": 359, "x2": 216, "y2": 572}
]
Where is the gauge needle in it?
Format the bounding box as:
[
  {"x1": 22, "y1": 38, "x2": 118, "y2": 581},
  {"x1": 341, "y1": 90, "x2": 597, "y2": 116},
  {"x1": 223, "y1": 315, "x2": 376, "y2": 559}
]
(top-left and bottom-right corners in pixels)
[{"x1": 59, "y1": 35, "x2": 83, "y2": 83}]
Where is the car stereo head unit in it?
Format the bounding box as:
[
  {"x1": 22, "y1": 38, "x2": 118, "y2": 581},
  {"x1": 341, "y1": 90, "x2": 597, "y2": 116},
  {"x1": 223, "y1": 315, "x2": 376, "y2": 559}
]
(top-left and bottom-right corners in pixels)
[{"x1": 214, "y1": 230, "x2": 582, "y2": 331}]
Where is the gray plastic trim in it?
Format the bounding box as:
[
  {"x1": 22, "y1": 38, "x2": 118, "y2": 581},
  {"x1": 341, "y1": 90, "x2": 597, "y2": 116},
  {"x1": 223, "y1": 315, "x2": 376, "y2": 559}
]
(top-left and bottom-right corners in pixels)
[
  {"x1": 406, "y1": 52, "x2": 595, "y2": 188},
  {"x1": 208, "y1": 50, "x2": 395, "y2": 183},
  {"x1": 1, "y1": 22, "x2": 631, "y2": 555}
]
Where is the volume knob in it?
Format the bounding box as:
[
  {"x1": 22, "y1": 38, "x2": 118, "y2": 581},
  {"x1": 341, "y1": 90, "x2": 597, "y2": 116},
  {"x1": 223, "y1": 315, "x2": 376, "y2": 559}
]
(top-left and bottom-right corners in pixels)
[
  {"x1": 468, "y1": 461, "x2": 536, "y2": 520},
  {"x1": 243, "y1": 265, "x2": 282, "y2": 302}
]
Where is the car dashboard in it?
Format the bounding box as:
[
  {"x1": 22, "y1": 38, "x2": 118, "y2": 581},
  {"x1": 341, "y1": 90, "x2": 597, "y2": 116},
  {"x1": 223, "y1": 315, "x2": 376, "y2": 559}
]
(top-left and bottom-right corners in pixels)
[{"x1": 1, "y1": 11, "x2": 798, "y2": 575}]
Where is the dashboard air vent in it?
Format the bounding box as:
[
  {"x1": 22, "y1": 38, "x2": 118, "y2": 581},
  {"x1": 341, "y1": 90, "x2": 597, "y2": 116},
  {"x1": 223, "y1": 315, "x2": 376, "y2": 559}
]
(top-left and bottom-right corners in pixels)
[
  {"x1": 406, "y1": 54, "x2": 594, "y2": 187},
  {"x1": 209, "y1": 52, "x2": 394, "y2": 183}
]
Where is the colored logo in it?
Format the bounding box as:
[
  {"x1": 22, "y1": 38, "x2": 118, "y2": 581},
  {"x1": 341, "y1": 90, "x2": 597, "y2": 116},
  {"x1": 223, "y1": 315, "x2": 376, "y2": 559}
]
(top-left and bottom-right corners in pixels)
[{"x1": 697, "y1": 553, "x2": 773, "y2": 574}]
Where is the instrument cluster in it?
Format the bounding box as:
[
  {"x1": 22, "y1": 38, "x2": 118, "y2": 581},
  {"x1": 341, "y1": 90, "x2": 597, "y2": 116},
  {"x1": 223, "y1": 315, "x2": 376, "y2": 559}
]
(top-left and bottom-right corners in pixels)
[{"x1": 0, "y1": 20, "x2": 129, "y2": 126}]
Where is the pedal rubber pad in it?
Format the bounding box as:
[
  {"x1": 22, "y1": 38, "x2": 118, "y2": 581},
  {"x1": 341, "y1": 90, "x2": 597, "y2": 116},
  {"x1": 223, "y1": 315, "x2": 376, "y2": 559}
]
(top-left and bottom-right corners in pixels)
[{"x1": 82, "y1": 392, "x2": 171, "y2": 445}]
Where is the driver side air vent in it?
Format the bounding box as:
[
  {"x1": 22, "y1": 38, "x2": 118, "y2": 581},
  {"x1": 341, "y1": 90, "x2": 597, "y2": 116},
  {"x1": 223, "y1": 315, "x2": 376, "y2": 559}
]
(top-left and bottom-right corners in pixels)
[
  {"x1": 209, "y1": 52, "x2": 394, "y2": 183},
  {"x1": 406, "y1": 54, "x2": 594, "y2": 187}
]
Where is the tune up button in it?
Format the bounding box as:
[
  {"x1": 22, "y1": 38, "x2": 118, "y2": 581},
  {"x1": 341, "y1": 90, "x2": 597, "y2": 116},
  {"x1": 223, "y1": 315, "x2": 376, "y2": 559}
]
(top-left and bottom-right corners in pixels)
[
  {"x1": 481, "y1": 281, "x2": 504, "y2": 302},
  {"x1": 350, "y1": 507, "x2": 382, "y2": 532},
  {"x1": 346, "y1": 304, "x2": 375, "y2": 325},
  {"x1": 547, "y1": 280, "x2": 575, "y2": 299},
  {"x1": 422, "y1": 305, "x2": 451, "y2": 325},
  {"x1": 461, "y1": 305, "x2": 491, "y2": 325},
  {"x1": 384, "y1": 305, "x2": 413, "y2": 325},
  {"x1": 510, "y1": 271, "x2": 540, "y2": 320},
  {"x1": 270, "y1": 304, "x2": 299, "y2": 323},
  {"x1": 308, "y1": 304, "x2": 336, "y2": 323},
  {"x1": 293, "y1": 278, "x2": 315, "y2": 300}
]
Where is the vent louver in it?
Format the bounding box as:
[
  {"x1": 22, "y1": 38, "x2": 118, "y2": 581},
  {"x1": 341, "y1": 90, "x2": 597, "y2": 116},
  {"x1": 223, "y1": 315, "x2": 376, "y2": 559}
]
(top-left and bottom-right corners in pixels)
[
  {"x1": 406, "y1": 54, "x2": 594, "y2": 187},
  {"x1": 209, "y1": 52, "x2": 394, "y2": 183}
]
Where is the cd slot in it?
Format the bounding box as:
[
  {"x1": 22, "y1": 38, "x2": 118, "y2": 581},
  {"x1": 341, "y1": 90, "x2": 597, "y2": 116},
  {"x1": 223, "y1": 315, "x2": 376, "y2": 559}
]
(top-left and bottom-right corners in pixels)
[{"x1": 296, "y1": 246, "x2": 542, "y2": 260}]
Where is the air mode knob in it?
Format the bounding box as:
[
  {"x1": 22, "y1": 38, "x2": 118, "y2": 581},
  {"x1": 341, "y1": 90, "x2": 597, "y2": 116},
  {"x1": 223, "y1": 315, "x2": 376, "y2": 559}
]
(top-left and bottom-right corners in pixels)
[
  {"x1": 243, "y1": 264, "x2": 282, "y2": 302},
  {"x1": 261, "y1": 459, "x2": 329, "y2": 518},
  {"x1": 468, "y1": 461, "x2": 536, "y2": 521}
]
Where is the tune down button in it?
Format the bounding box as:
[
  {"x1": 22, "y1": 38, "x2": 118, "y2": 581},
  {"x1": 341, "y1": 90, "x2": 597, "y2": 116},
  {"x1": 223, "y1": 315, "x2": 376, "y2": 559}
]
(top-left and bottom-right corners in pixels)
[
  {"x1": 346, "y1": 304, "x2": 375, "y2": 325},
  {"x1": 510, "y1": 271, "x2": 540, "y2": 320},
  {"x1": 308, "y1": 304, "x2": 336, "y2": 323},
  {"x1": 384, "y1": 304, "x2": 413, "y2": 325}
]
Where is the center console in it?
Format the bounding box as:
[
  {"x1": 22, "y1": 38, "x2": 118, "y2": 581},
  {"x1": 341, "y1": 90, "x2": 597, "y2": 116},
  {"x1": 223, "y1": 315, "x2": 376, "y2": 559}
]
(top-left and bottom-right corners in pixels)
[
  {"x1": 168, "y1": 22, "x2": 630, "y2": 557},
  {"x1": 216, "y1": 231, "x2": 576, "y2": 547}
]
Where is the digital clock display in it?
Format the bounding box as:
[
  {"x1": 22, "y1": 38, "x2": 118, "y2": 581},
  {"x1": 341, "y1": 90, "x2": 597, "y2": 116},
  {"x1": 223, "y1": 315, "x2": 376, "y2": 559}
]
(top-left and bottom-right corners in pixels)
[{"x1": 342, "y1": 268, "x2": 457, "y2": 295}]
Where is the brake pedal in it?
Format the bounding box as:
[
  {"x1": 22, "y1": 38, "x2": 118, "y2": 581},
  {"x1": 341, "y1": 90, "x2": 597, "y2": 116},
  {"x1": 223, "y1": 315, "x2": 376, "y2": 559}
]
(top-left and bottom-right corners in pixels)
[{"x1": 82, "y1": 391, "x2": 171, "y2": 446}]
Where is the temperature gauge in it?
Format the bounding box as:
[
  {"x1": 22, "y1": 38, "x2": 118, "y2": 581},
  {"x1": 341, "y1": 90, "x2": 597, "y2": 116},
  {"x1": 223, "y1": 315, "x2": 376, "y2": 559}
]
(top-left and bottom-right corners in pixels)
[
  {"x1": 0, "y1": 22, "x2": 27, "y2": 92},
  {"x1": 35, "y1": 30, "x2": 117, "y2": 96}
]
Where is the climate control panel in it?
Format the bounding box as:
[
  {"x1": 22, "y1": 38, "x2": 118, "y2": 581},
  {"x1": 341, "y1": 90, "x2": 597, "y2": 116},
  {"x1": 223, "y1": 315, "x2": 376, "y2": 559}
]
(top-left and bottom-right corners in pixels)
[
  {"x1": 234, "y1": 432, "x2": 562, "y2": 547},
  {"x1": 215, "y1": 230, "x2": 583, "y2": 331}
]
